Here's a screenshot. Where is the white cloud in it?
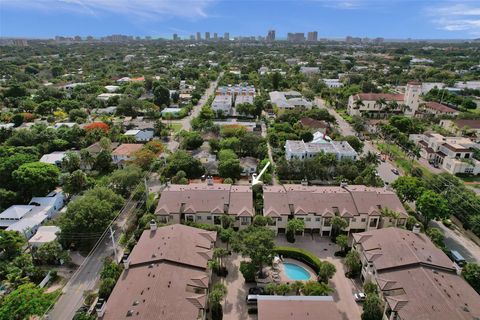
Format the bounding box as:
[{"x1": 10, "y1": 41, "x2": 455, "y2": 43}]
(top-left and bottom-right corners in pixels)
[
  {"x1": 427, "y1": 3, "x2": 480, "y2": 36},
  {"x1": 317, "y1": 0, "x2": 365, "y2": 10},
  {"x1": 0, "y1": 0, "x2": 214, "y2": 20}
]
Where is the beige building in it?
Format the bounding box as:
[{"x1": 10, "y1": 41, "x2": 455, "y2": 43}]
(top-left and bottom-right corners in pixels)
[
  {"x1": 257, "y1": 296, "x2": 342, "y2": 320},
  {"x1": 102, "y1": 224, "x2": 217, "y2": 320},
  {"x1": 410, "y1": 133, "x2": 480, "y2": 175},
  {"x1": 154, "y1": 182, "x2": 254, "y2": 229},
  {"x1": 347, "y1": 82, "x2": 421, "y2": 117},
  {"x1": 421, "y1": 101, "x2": 459, "y2": 117},
  {"x1": 263, "y1": 184, "x2": 407, "y2": 235},
  {"x1": 440, "y1": 119, "x2": 480, "y2": 136},
  {"x1": 353, "y1": 227, "x2": 480, "y2": 320}
]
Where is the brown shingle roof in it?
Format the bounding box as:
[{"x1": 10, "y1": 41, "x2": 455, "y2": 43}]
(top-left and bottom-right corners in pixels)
[
  {"x1": 453, "y1": 119, "x2": 480, "y2": 130},
  {"x1": 112, "y1": 143, "x2": 143, "y2": 156},
  {"x1": 299, "y1": 117, "x2": 329, "y2": 129},
  {"x1": 155, "y1": 183, "x2": 254, "y2": 217},
  {"x1": 424, "y1": 101, "x2": 458, "y2": 114},
  {"x1": 263, "y1": 185, "x2": 407, "y2": 218},
  {"x1": 380, "y1": 267, "x2": 480, "y2": 320},
  {"x1": 103, "y1": 224, "x2": 216, "y2": 320},
  {"x1": 353, "y1": 228, "x2": 455, "y2": 272},
  {"x1": 257, "y1": 296, "x2": 342, "y2": 320}
]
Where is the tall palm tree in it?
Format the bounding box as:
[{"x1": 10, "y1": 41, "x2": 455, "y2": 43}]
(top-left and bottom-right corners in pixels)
[{"x1": 353, "y1": 99, "x2": 364, "y2": 109}]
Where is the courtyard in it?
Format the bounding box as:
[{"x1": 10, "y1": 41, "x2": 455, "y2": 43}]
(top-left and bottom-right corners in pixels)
[{"x1": 219, "y1": 234, "x2": 363, "y2": 320}]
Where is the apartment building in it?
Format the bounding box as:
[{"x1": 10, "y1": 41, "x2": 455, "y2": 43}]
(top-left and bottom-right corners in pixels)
[
  {"x1": 285, "y1": 132, "x2": 357, "y2": 161},
  {"x1": 213, "y1": 84, "x2": 255, "y2": 115},
  {"x1": 410, "y1": 133, "x2": 480, "y2": 175},
  {"x1": 269, "y1": 91, "x2": 313, "y2": 110},
  {"x1": 263, "y1": 184, "x2": 407, "y2": 235},
  {"x1": 101, "y1": 224, "x2": 217, "y2": 320},
  {"x1": 353, "y1": 227, "x2": 480, "y2": 320},
  {"x1": 347, "y1": 82, "x2": 421, "y2": 117},
  {"x1": 154, "y1": 182, "x2": 254, "y2": 229},
  {"x1": 440, "y1": 119, "x2": 480, "y2": 136}
]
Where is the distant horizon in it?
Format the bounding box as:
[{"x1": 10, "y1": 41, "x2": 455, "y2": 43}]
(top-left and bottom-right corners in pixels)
[{"x1": 1, "y1": 0, "x2": 479, "y2": 40}]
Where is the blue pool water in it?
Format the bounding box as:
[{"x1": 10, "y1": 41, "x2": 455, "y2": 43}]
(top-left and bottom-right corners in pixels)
[{"x1": 283, "y1": 262, "x2": 311, "y2": 280}]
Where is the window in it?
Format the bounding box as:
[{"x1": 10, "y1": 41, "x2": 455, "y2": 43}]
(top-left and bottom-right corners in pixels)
[
  {"x1": 361, "y1": 218, "x2": 366, "y2": 222},
  {"x1": 240, "y1": 217, "x2": 250, "y2": 225},
  {"x1": 186, "y1": 215, "x2": 195, "y2": 222},
  {"x1": 278, "y1": 217, "x2": 282, "y2": 222},
  {"x1": 369, "y1": 218, "x2": 378, "y2": 227},
  {"x1": 352, "y1": 218, "x2": 356, "y2": 222},
  {"x1": 324, "y1": 218, "x2": 331, "y2": 227},
  {"x1": 316, "y1": 218, "x2": 321, "y2": 222},
  {"x1": 207, "y1": 216, "x2": 212, "y2": 220},
  {"x1": 197, "y1": 216, "x2": 202, "y2": 220},
  {"x1": 306, "y1": 218, "x2": 311, "y2": 222},
  {"x1": 213, "y1": 216, "x2": 221, "y2": 225}
]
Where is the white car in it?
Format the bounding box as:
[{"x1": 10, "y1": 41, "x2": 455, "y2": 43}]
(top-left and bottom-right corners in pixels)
[{"x1": 354, "y1": 292, "x2": 366, "y2": 302}]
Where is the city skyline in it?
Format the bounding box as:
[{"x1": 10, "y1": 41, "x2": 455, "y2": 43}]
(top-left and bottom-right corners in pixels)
[{"x1": 0, "y1": 0, "x2": 479, "y2": 39}]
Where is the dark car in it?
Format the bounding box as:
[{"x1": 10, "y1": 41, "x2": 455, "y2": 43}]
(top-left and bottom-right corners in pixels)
[
  {"x1": 391, "y1": 168, "x2": 399, "y2": 175},
  {"x1": 248, "y1": 287, "x2": 265, "y2": 295}
]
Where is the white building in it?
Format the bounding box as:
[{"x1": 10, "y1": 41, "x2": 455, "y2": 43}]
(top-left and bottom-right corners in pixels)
[
  {"x1": 0, "y1": 191, "x2": 65, "y2": 239},
  {"x1": 40, "y1": 151, "x2": 69, "y2": 167},
  {"x1": 323, "y1": 79, "x2": 343, "y2": 88},
  {"x1": 269, "y1": 91, "x2": 313, "y2": 110},
  {"x1": 410, "y1": 132, "x2": 480, "y2": 175},
  {"x1": 97, "y1": 93, "x2": 122, "y2": 101},
  {"x1": 124, "y1": 129, "x2": 154, "y2": 142},
  {"x1": 161, "y1": 107, "x2": 182, "y2": 117},
  {"x1": 300, "y1": 66, "x2": 320, "y2": 75},
  {"x1": 28, "y1": 226, "x2": 61, "y2": 248},
  {"x1": 211, "y1": 95, "x2": 232, "y2": 115},
  {"x1": 285, "y1": 132, "x2": 358, "y2": 161},
  {"x1": 104, "y1": 85, "x2": 120, "y2": 93},
  {"x1": 347, "y1": 82, "x2": 421, "y2": 117}
]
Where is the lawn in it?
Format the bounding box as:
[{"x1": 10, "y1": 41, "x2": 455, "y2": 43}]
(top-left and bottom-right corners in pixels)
[
  {"x1": 169, "y1": 123, "x2": 183, "y2": 134},
  {"x1": 376, "y1": 141, "x2": 433, "y2": 178}
]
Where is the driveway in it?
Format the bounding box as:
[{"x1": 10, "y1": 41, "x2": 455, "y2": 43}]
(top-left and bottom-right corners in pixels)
[
  {"x1": 221, "y1": 253, "x2": 257, "y2": 320},
  {"x1": 275, "y1": 235, "x2": 363, "y2": 320}
]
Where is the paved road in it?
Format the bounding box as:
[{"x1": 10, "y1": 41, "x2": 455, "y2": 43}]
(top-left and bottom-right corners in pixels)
[
  {"x1": 48, "y1": 201, "x2": 137, "y2": 320},
  {"x1": 261, "y1": 122, "x2": 278, "y2": 185},
  {"x1": 165, "y1": 72, "x2": 223, "y2": 132},
  {"x1": 430, "y1": 220, "x2": 480, "y2": 264},
  {"x1": 321, "y1": 102, "x2": 401, "y2": 184}
]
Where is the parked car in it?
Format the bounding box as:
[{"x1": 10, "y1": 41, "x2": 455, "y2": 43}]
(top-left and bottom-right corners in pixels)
[
  {"x1": 246, "y1": 294, "x2": 259, "y2": 305},
  {"x1": 450, "y1": 250, "x2": 466, "y2": 267},
  {"x1": 248, "y1": 287, "x2": 265, "y2": 295},
  {"x1": 391, "y1": 168, "x2": 399, "y2": 175},
  {"x1": 354, "y1": 292, "x2": 366, "y2": 302}
]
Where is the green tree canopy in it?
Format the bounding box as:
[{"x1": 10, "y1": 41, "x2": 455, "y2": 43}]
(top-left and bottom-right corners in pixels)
[{"x1": 12, "y1": 162, "x2": 60, "y2": 200}]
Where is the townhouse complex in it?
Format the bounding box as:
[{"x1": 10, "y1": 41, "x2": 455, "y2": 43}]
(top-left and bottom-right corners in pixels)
[
  {"x1": 212, "y1": 84, "x2": 255, "y2": 115},
  {"x1": 269, "y1": 91, "x2": 314, "y2": 110},
  {"x1": 154, "y1": 182, "x2": 408, "y2": 236},
  {"x1": 353, "y1": 227, "x2": 480, "y2": 320},
  {"x1": 101, "y1": 224, "x2": 217, "y2": 320}
]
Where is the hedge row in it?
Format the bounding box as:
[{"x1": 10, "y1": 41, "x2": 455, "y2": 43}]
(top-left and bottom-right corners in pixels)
[{"x1": 274, "y1": 246, "x2": 322, "y2": 273}]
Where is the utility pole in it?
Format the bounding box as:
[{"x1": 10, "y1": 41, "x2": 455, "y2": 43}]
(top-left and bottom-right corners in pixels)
[{"x1": 109, "y1": 226, "x2": 118, "y2": 262}]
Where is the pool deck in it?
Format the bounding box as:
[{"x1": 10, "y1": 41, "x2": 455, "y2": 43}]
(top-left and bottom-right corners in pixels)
[{"x1": 273, "y1": 258, "x2": 317, "y2": 284}]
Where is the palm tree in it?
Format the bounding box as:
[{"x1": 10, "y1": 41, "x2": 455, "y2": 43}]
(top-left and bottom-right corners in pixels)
[
  {"x1": 290, "y1": 281, "x2": 305, "y2": 295},
  {"x1": 80, "y1": 149, "x2": 95, "y2": 170},
  {"x1": 220, "y1": 215, "x2": 235, "y2": 229},
  {"x1": 363, "y1": 151, "x2": 380, "y2": 166},
  {"x1": 385, "y1": 100, "x2": 398, "y2": 118},
  {"x1": 353, "y1": 99, "x2": 364, "y2": 109},
  {"x1": 380, "y1": 208, "x2": 401, "y2": 226},
  {"x1": 213, "y1": 248, "x2": 229, "y2": 270},
  {"x1": 375, "y1": 98, "x2": 387, "y2": 110}
]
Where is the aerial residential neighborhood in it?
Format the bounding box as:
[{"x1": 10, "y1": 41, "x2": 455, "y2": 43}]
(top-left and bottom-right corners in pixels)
[{"x1": 0, "y1": 1, "x2": 480, "y2": 320}]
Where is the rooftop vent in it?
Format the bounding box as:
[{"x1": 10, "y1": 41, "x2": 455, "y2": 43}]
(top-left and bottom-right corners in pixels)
[
  {"x1": 412, "y1": 223, "x2": 421, "y2": 234},
  {"x1": 150, "y1": 219, "x2": 157, "y2": 231}
]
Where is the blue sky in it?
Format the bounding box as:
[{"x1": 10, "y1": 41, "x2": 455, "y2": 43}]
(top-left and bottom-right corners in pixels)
[{"x1": 0, "y1": 0, "x2": 479, "y2": 39}]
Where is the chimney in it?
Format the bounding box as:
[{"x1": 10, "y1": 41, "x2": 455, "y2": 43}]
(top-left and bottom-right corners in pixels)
[
  {"x1": 412, "y1": 223, "x2": 421, "y2": 234},
  {"x1": 301, "y1": 179, "x2": 308, "y2": 186},
  {"x1": 123, "y1": 254, "x2": 130, "y2": 270},
  {"x1": 96, "y1": 298, "x2": 106, "y2": 317},
  {"x1": 150, "y1": 219, "x2": 157, "y2": 231},
  {"x1": 207, "y1": 176, "x2": 213, "y2": 186},
  {"x1": 340, "y1": 181, "x2": 348, "y2": 188}
]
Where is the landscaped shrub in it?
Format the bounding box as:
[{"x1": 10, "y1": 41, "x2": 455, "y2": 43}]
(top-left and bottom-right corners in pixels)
[
  {"x1": 274, "y1": 246, "x2": 322, "y2": 273},
  {"x1": 240, "y1": 261, "x2": 256, "y2": 282},
  {"x1": 286, "y1": 229, "x2": 295, "y2": 243}
]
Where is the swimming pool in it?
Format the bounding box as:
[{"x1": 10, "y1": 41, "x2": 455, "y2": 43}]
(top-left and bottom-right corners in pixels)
[{"x1": 283, "y1": 262, "x2": 311, "y2": 281}]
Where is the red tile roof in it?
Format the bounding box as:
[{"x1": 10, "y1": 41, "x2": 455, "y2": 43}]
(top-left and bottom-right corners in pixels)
[
  {"x1": 354, "y1": 93, "x2": 404, "y2": 102},
  {"x1": 112, "y1": 144, "x2": 143, "y2": 156},
  {"x1": 424, "y1": 101, "x2": 458, "y2": 114}
]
